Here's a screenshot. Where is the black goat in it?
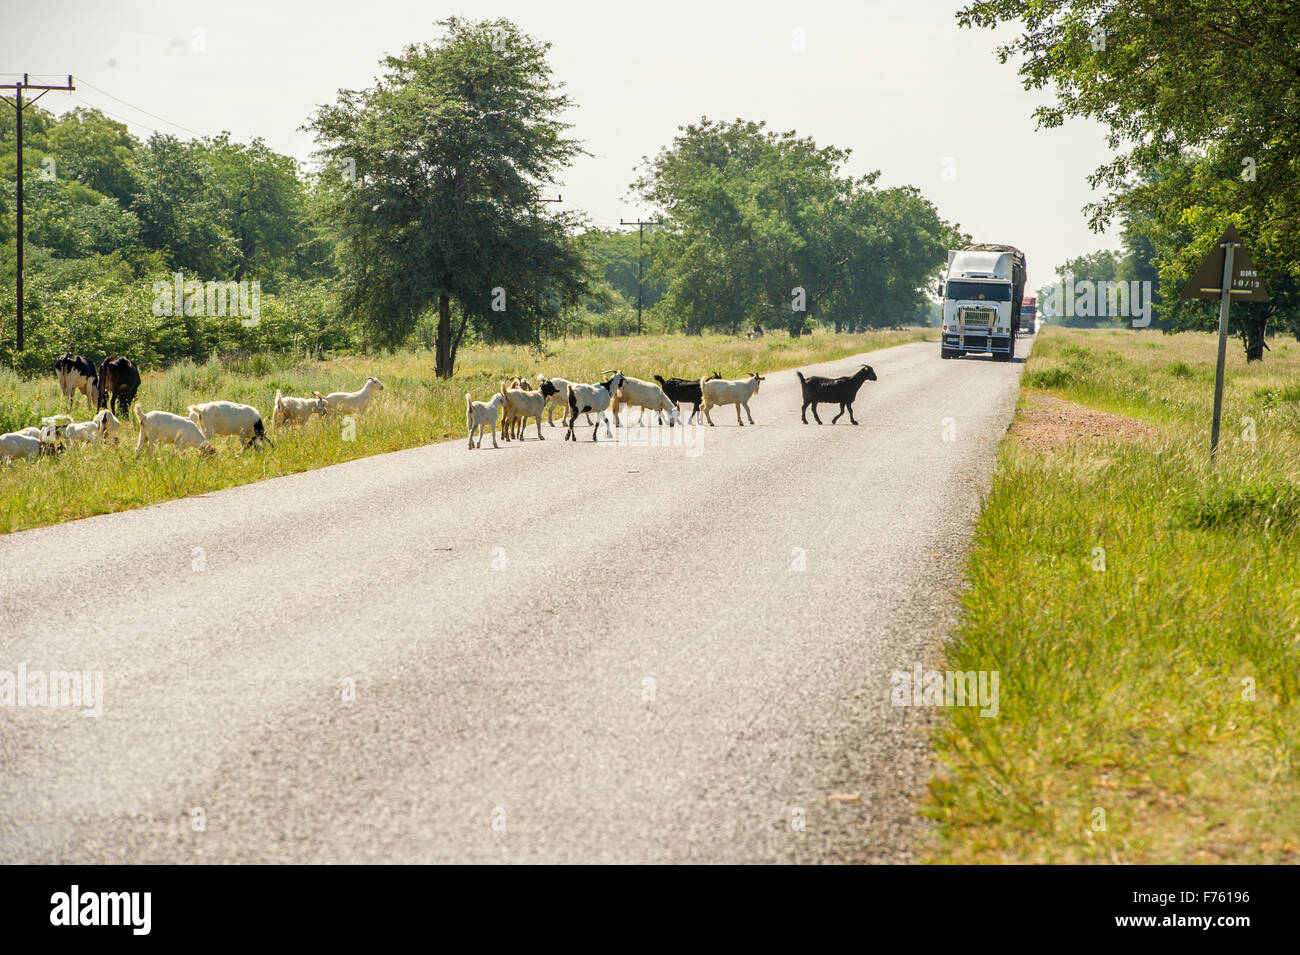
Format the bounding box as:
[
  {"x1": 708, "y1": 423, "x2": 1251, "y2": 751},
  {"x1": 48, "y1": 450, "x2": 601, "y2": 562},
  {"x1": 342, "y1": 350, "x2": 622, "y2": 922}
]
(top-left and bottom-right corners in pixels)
[
  {"x1": 796, "y1": 364, "x2": 877, "y2": 425},
  {"x1": 654, "y1": 372, "x2": 720, "y2": 424}
]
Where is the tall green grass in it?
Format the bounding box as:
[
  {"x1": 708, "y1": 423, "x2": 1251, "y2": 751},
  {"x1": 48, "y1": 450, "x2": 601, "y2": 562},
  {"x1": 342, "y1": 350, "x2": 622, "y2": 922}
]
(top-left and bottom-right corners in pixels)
[
  {"x1": 929, "y1": 327, "x2": 1300, "y2": 863},
  {"x1": 0, "y1": 329, "x2": 932, "y2": 533}
]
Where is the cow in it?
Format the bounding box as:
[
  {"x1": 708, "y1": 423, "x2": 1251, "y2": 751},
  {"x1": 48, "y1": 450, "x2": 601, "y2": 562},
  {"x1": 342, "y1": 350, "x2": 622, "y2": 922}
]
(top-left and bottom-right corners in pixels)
[
  {"x1": 54, "y1": 353, "x2": 99, "y2": 414},
  {"x1": 98, "y1": 356, "x2": 141, "y2": 417}
]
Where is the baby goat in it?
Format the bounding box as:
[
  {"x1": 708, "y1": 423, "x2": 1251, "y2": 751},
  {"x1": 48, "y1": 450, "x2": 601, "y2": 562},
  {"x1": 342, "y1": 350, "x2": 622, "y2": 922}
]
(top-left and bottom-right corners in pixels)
[
  {"x1": 796, "y1": 364, "x2": 877, "y2": 425},
  {"x1": 466, "y1": 391, "x2": 506, "y2": 449},
  {"x1": 63, "y1": 409, "x2": 122, "y2": 446}
]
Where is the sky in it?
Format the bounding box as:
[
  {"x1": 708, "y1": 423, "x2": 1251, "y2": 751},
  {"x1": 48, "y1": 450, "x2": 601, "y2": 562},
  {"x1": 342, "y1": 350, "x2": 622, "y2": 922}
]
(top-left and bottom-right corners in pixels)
[{"x1": 2, "y1": 0, "x2": 1122, "y2": 284}]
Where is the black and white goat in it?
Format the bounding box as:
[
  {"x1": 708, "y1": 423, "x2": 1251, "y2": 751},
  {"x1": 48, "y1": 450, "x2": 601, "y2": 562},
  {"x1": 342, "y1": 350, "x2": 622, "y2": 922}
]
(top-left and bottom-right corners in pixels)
[
  {"x1": 654, "y1": 372, "x2": 720, "y2": 425},
  {"x1": 796, "y1": 364, "x2": 877, "y2": 425},
  {"x1": 564, "y1": 371, "x2": 626, "y2": 442}
]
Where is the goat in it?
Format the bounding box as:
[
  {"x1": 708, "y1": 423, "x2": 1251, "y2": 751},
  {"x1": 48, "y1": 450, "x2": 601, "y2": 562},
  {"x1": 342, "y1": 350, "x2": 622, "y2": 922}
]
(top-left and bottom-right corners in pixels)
[
  {"x1": 611, "y1": 376, "x2": 679, "y2": 427},
  {"x1": 538, "y1": 376, "x2": 593, "y2": 428},
  {"x1": 654, "y1": 372, "x2": 720, "y2": 425},
  {"x1": 63, "y1": 410, "x2": 123, "y2": 446},
  {"x1": 500, "y1": 379, "x2": 547, "y2": 442},
  {"x1": 0, "y1": 431, "x2": 43, "y2": 463},
  {"x1": 564, "y1": 371, "x2": 626, "y2": 442},
  {"x1": 54, "y1": 353, "x2": 99, "y2": 413},
  {"x1": 272, "y1": 389, "x2": 328, "y2": 428},
  {"x1": 187, "y1": 401, "x2": 272, "y2": 450},
  {"x1": 133, "y1": 406, "x2": 214, "y2": 457},
  {"x1": 700, "y1": 373, "x2": 765, "y2": 427},
  {"x1": 323, "y1": 377, "x2": 384, "y2": 415},
  {"x1": 98, "y1": 356, "x2": 140, "y2": 417},
  {"x1": 466, "y1": 391, "x2": 506, "y2": 449},
  {"x1": 796, "y1": 364, "x2": 877, "y2": 425}
]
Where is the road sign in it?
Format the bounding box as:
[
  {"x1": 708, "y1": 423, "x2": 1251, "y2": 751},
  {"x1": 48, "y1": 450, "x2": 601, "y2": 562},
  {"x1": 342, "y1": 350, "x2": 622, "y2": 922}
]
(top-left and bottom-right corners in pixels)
[
  {"x1": 1181, "y1": 225, "x2": 1270, "y2": 458},
  {"x1": 1181, "y1": 224, "x2": 1270, "y2": 302}
]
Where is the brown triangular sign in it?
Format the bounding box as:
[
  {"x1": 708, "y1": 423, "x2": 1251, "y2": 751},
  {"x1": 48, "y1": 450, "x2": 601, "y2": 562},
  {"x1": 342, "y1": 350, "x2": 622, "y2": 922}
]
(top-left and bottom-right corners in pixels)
[{"x1": 1181, "y1": 224, "x2": 1270, "y2": 302}]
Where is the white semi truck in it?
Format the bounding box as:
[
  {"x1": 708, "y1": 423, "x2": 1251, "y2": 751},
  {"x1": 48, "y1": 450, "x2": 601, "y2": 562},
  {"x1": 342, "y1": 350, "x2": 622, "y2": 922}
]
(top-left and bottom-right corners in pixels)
[{"x1": 940, "y1": 244, "x2": 1027, "y2": 361}]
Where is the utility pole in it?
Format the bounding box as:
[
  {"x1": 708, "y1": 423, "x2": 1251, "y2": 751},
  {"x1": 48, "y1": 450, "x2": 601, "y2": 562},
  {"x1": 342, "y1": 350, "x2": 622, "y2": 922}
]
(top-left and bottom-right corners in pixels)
[
  {"x1": 2, "y1": 73, "x2": 75, "y2": 352},
  {"x1": 620, "y1": 218, "x2": 662, "y2": 334}
]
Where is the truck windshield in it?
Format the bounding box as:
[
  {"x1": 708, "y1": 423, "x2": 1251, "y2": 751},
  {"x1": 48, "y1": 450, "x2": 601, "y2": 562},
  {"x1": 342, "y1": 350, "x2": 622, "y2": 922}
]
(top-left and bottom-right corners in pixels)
[{"x1": 946, "y1": 281, "x2": 1011, "y2": 302}]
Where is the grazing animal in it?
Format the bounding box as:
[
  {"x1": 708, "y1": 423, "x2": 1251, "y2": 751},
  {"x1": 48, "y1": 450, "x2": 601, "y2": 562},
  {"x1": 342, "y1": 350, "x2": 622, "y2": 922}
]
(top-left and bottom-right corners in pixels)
[
  {"x1": 796, "y1": 364, "x2": 877, "y2": 425},
  {"x1": 323, "y1": 377, "x2": 384, "y2": 415},
  {"x1": 500, "y1": 379, "x2": 547, "y2": 442},
  {"x1": 611, "y1": 376, "x2": 679, "y2": 427},
  {"x1": 564, "y1": 371, "x2": 626, "y2": 442},
  {"x1": 98, "y1": 356, "x2": 140, "y2": 417},
  {"x1": 654, "y1": 372, "x2": 720, "y2": 424},
  {"x1": 187, "y1": 401, "x2": 272, "y2": 450},
  {"x1": 538, "y1": 376, "x2": 593, "y2": 428},
  {"x1": 699, "y1": 373, "x2": 765, "y2": 427},
  {"x1": 0, "y1": 431, "x2": 43, "y2": 463},
  {"x1": 466, "y1": 391, "x2": 507, "y2": 449},
  {"x1": 54, "y1": 353, "x2": 100, "y2": 413},
  {"x1": 272, "y1": 389, "x2": 328, "y2": 428},
  {"x1": 12, "y1": 426, "x2": 43, "y2": 440},
  {"x1": 134, "y1": 406, "x2": 214, "y2": 457},
  {"x1": 63, "y1": 410, "x2": 122, "y2": 446}
]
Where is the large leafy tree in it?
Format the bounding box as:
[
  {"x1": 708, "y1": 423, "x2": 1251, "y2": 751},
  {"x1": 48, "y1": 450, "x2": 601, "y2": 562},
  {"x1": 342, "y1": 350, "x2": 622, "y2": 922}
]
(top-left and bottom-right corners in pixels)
[
  {"x1": 958, "y1": 0, "x2": 1300, "y2": 358},
  {"x1": 634, "y1": 119, "x2": 958, "y2": 335},
  {"x1": 306, "y1": 17, "x2": 590, "y2": 376}
]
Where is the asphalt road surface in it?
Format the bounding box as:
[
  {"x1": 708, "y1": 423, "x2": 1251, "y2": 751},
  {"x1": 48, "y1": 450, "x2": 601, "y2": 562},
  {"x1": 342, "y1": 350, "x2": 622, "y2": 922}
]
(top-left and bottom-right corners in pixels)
[{"x1": 0, "y1": 339, "x2": 1026, "y2": 863}]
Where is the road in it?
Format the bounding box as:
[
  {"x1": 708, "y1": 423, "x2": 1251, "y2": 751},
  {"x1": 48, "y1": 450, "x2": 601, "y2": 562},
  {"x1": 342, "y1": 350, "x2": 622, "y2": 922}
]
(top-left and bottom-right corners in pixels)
[{"x1": 0, "y1": 339, "x2": 1026, "y2": 863}]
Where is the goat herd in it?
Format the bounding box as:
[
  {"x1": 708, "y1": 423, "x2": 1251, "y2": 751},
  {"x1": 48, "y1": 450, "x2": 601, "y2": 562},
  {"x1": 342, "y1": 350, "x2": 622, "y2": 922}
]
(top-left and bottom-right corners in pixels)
[
  {"x1": 0, "y1": 351, "x2": 880, "y2": 464},
  {"x1": 468, "y1": 362, "x2": 879, "y2": 449}
]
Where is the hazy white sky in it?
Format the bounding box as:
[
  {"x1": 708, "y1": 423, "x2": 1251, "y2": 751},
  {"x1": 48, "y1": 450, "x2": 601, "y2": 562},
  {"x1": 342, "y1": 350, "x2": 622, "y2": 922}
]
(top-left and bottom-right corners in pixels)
[{"x1": 3, "y1": 0, "x2": 1121, "y2": 283}]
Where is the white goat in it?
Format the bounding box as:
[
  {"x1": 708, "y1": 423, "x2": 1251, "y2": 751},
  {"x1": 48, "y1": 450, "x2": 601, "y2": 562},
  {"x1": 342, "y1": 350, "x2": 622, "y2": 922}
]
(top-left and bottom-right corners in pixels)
[
  {"x1": 188, "y1": 401, "x2": 271, "y2": 450},
  {"x1": 700, "y1": 372, "x2": 766, "y2": 427},
  {"x1": 611, "y1": 376, "x2": 679, "y2": 427},
  {"x1": 134, "y1": 406, "x2": 214, "y2": 457},
  {"x1": 323, "y1": 377, "x2": 384, "y2": 415},
  {"x1": 272, "y1": 389, "x2": 328, "y2": 428},
  {"x1": 0, "y1": 431, "x2": 43, "y2": 463},
  {"x1": 564, "y1": 372, "x2": 626, "y2": 442},
  {"x1": 13, "y1": 426, "x2": 43, "y2": 440},
  {"x1": 500, "y1": 379, "x2": 547, "y2": 442},
  {"x1": 466, "y1": 391, "x2": 506, "y2": 449},
  {"x1": 63, "y1": 410, "x2": 122, "y2": 446}
]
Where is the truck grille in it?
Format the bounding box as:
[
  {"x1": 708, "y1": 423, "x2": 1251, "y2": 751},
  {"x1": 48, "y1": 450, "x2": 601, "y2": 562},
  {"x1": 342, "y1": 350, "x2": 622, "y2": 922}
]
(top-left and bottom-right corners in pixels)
[{"x1": 959, "y1": 308, "x2": 994, "y2": 327}]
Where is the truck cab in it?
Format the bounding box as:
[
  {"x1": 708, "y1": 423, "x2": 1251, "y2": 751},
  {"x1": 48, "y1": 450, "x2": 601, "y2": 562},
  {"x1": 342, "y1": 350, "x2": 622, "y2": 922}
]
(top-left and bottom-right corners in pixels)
[{"x1": 940, "y1": 245, "x2": 1026, "y2": 361}]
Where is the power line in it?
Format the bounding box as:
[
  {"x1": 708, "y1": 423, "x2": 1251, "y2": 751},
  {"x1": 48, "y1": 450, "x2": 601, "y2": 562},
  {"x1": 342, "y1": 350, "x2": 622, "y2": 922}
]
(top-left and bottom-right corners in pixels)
[
  {"x1": 73, "y1": 75, "x2": 204, "y2": 137},
  {"x1": 620, "y1": 217, "x2": 663, "y2": 335}
]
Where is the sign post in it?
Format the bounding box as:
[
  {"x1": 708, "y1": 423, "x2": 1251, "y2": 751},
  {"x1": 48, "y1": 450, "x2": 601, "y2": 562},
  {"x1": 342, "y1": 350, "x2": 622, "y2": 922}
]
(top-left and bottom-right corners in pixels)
[{"x1": 1180, "y1": 224, "x2": 1270, "y2": 458}]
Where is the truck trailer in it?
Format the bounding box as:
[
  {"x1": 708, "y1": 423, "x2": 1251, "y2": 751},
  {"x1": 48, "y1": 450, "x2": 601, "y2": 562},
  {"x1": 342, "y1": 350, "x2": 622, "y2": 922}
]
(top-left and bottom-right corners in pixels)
[{"x1": 940, "y1": 244, "x2": 1027, "y2": 361}]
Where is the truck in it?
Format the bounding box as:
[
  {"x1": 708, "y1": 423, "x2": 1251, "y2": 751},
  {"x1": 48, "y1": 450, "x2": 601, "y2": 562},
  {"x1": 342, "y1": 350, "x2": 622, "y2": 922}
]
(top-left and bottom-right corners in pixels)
[
  {"x1": 1020, "y1": 296, "x2": 1037, "y2": 335},
  {"x1": 940, "y1": 244, "x2": 1027, "y2": 361}
]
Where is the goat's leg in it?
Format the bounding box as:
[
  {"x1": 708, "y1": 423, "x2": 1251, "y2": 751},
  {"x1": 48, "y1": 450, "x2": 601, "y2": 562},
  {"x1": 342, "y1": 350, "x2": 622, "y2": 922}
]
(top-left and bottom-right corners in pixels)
[
  {"x1": 735, "y1": 403, "x2": 744, "y2": 427},
  {"x1": 801, "y1": 401, "x2": 809, "y2": 424},
  {"x1": 847, "y1": 402, "x2": 859, "y2": 425},
  {"x1": 468, "y1": 423, "x2": 476, "y2": 450},
  {"x1": 832, "y1": 404, "x2": 845, "y2": 424},
  {"x1": 812, "y1": 403, "x2": 824, "y2": 425},
  {"x1": 602, "y1": 410, "x2": 613, "y2": 439}
]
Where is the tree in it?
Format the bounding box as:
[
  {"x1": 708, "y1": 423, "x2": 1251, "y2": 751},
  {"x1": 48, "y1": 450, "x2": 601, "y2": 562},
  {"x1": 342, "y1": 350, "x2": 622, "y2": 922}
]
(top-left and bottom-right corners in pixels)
[
  {"x1": 306, "y1": 17, "x2": 590, "y2": 377},
  {"x1": 958, "y1": 0, "x2": 1300, "y2": 358},
  {"x1": 634, "y1": 118, "x2": 958, "y2": 336}
]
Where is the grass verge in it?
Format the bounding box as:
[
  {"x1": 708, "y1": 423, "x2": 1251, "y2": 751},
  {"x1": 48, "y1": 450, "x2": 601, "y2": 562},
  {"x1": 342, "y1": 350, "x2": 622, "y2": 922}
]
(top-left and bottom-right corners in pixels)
[
  {"x1": 927, "y1": 326, "x2": 1300, "y2": 863},
  {"x1": 0, "y1": 328, "x2": 931, "y2": 534}
]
